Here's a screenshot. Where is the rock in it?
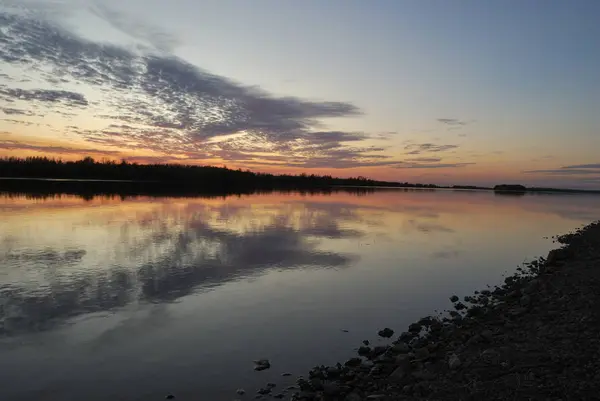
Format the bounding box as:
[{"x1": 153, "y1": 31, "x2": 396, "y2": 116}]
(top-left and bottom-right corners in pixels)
[
  {"x1": 274, "y1": 394, "x2": 284, "y2": 399},
  {"x1": 391, "y1": 342, "x2": 410, "y2": 354},
  {"x1": 412, "y1": 370, "x2": 435, "y2": 381},
  {"x1": 466, "y1": 334, "x2": 480, "y2": 346},
  {"x1": 408, "y1": 323, "x2": 422, "y2": 333},
  {"x1": 399, "y1": 331, "x2": 414, "y2": 342},
  {"x1": 309, "y1": 378, "x2": 323, "y2": 391},
  {"x1": 389, "y1": 365, "x2": 408, "y2": 381},
  {"x1": 524, "y1": 279, "x2": 539, "y2": 293},
  {"x1": 345, "y1": 393, "x2": 362, "y2": 401},
  {"x1": 414, "y1": 347, "x2": 430, "y2": 360},
  {"x1": 297, "y1": 378, "x2": 311, "y2": 391},
  {"x1": 236, "y1": 389, "x2": 246, "y2": 395},
  {"x1": 267, "y1": 383, "x2": 276, "y2": 388},
  {"x1": 362, "y1": 340, "x2": 370, "y2": 346},
  {"x1": 448, "y1": 353, "x2": 461, "y2": 369},
  {"x1": 257, "y1": 388, "x2": 272, "y2": 395},
  {"x1": 281, "y1": 372, "x2": 292, "y2": 377},
  {"x1": 454, "y1": 302, "x2": 466, "y2": 310},
  {"x1": 378, "y1": 328, "x2": 394, "y2": 338},
  {"x1": 322, "y1": 382, "x2": 340, "y2": 396},
  {"x1": 253, "y1": 359, "x2": 271, "y2": 371},
  {"x1": 480, "y1": 329, "x2": 493, "y2": 342},
  {"x1": 450, "y1": 295, "x2": 459, "y2": 302},
  {"x1": 358, "y1": 346, "x2": 371, "y2": 356},
  {"x1": 546, "y1": 248, "x2": 571, "y2": 265},
  {"x1": 520, "y1": 294, "x2": 531, "y2": 306},
  {"x1": 372, "y1": 345, "x2": 389, "y2": 356},
  {"x1": 298, "y1": 390, "x2": 316, "y2": 400},
  {"x1": 345, "y1": 357, "x2": 362, "y2": 367},
  {"x1": 165, "y1": 395, "x2": 175, "y2": 400}
]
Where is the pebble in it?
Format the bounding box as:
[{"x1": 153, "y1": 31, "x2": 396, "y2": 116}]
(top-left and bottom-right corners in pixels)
[
  {"x1": 345, "y1": 393, "x2": 362, "y2": 401},
  {"x1": 281, "y1": 372, "x2": 292, "y2": 377},
  {"x1": 236, "y1": 389, "x2": 246, "y2": 395},
  {"x1": 165, "y1": 395, "x2": 175, "y2": 400},
  {"x1": 448, "y1": 353, "x2": 461, "y2": 369},
  {"x1": 481, "y1": 329, "x2": 493, "y2": 342},
  {"x1": 253, "y1": 359, "x2": 271, "y2": 371},
  {"x1": 450, "y1": 295, "x2": 459, "y2": 302}
]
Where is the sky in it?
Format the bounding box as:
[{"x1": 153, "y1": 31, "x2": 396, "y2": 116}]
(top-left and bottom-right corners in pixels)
[{"x1": 0, "y1": 0, "x2": 599, "y2": 188}]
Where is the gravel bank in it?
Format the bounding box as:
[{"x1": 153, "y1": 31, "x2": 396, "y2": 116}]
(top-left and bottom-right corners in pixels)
[{"x1": 273, "y1": 221, "x2": 600, "y2": 401}]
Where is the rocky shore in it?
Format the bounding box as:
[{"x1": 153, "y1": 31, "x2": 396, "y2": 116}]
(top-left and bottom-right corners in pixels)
[{"x1": 256, "y1": 221, "x2": 600, "y2": 401}]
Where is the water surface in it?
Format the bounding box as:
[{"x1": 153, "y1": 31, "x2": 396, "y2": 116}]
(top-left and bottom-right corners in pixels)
[{"x1": 0, "y1": 189, "x2": 598, "y2": 400}]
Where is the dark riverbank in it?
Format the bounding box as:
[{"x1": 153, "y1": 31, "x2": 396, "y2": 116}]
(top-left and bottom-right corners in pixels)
[{"x1": 262, "y1": 221, "x2": 600, "y2": 400}]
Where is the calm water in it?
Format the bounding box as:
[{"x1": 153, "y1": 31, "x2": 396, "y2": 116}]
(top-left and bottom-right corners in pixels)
[{"x1": 1, "y1": 189, "x2": 598, "y2": 400}]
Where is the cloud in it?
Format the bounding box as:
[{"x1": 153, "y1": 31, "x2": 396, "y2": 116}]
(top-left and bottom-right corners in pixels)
[
  {"x1": 523, "y1": 169, "x2": 600, "y2": 175},
  {"x1": 0, "y1": 87, "x2": 88, "y2": 107},
  {"x1": 89, "y1": 1, "x2": 181, "y2": 52},
  {"x1": 405, "y1": 219, "x2": 455, "y2": 234},
  {"x1": 561, "y1": 164, "x2": 600, "y2": 169},
  {"x1": 406, "y1": 157, "x2": 442, "y2": 163},
  {"x1": 0, "y1": 200, "x2": 358, "y2": 334},
  {"x1": 0, "y1": 139, "x2": 122, "y2": 156},
  {"x1": 437, "y1": 118, "x2": 468, "y2": 126},
  {"x1": 524, "y1": 164, "x2": 600, "y2": 176},
  {"x1": 1, "y1": 107, "x2": 35, "y2": 116},
  {"x1": 0, "y1": 9, "x2": 402, "y2": 169},
  {"x1": 404, "y1": 143, "x2": 459, "y2": 154},
  {"x1": 394, "y1": 162, "x2": 474, "y2": 169}
]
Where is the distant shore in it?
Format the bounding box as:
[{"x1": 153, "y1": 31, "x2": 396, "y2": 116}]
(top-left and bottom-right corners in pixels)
[
  {"x1": 1, "y1": 157, "x2": 599, "y2": 196},
  {"x1": 255, "y1": 221, "x2": 600, "y2": 400}
]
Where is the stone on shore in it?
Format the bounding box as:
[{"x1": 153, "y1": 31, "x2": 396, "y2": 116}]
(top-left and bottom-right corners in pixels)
[
  {"x1": 448, "y1": 353, "x2": 461, "y2": 369},
  {"x1": 377, "y1": 327, "x2": 394, "y2": 338},
  {"x1": 253, "y1": 359, "x2": 271, "y2": 371}
]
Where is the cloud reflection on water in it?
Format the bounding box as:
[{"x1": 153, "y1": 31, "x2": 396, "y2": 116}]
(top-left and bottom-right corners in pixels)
[{"x1": 0, "y1": 195, "x2": 362, "y2": 335}]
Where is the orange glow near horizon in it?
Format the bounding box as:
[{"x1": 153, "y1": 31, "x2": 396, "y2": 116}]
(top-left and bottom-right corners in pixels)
[{"x1": 0, "y1": 133, "x2": 593, "y2": 188}]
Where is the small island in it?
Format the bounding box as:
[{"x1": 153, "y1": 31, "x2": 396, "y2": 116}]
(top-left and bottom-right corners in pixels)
[{"x1": 493, "y1": 184, "x2": 527, "y2": 192}]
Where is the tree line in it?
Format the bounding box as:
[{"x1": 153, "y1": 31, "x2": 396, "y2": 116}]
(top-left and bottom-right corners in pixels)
[{"x1": 0, "y1": 156, "x2": 442, "y2": 191}]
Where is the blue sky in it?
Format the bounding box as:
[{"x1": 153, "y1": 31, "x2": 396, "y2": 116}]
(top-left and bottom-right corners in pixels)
[{"x1": 0, "y1": 0, "x2": 599, "y2": 187}]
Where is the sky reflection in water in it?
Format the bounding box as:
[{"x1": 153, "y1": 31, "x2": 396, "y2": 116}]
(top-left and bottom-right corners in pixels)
[{"x1": 0, "y1": 190, "x2": 599, "y2": 400}]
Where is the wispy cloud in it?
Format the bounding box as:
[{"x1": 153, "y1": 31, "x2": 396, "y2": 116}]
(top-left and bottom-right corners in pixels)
[
  {"x1": 89, "y1": 1, "x2": 181, "y2": 52},
  {"x1": 0, "y1": 139, "x2": 122, "y2": 156},
  {"x1": 437, "y1": 118, "x2": 468, "y2": 126},
  {"x1": 561, "y1": 164, "x2": 600, "y2": 169},
  {"x1": 404, "y1": 143, "x2": 459, "y2": 155},
  {"x1": 1, "y1": 107, "x2": 35, "y2": 116},
  {"x1": 524, "y1": 163, "x2": 600, "y2": 176},
  {"x1": 0, "y1": 88, "x2": 88, "y2": 107},
  {"x1": 405, "y1": 157, "x2": 442, "y2": 163},
  {"x1": 394, "y1": 162, "x2": 473, "y2": 169}
]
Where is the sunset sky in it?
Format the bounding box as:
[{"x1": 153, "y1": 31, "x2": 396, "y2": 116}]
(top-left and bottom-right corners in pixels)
[{"x1": 0, "y1": 0, "x2": 599, "y2": 188}]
